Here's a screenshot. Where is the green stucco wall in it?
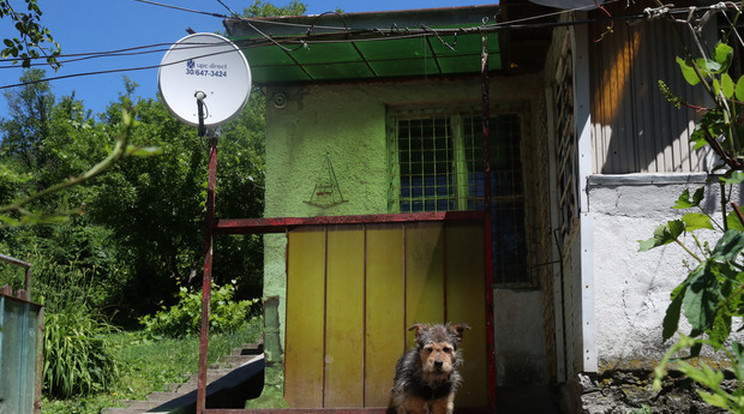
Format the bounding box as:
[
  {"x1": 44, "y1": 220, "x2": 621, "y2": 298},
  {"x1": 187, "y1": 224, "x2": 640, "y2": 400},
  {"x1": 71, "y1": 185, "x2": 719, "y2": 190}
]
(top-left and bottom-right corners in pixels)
[{"x1": 262, "y1": 74, "x2": 543, "y2": 360}]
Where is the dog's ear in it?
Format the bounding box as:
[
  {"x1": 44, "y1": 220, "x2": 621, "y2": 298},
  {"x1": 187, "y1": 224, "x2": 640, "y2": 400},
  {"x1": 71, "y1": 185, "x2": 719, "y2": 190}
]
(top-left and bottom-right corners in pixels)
[
  {"x1": 408, "y1": 323, "x2": 430, "y2": 337},
  {"x1": 449, "y1": 323, "x2": 471, "y2": 343}
]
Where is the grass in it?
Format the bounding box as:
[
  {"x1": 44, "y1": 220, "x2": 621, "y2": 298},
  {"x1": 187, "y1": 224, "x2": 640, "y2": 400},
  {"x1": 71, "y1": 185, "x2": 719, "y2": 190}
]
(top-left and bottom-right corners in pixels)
[{"x1": 42, "y1": 317, "x2": 263, "y2": 414}]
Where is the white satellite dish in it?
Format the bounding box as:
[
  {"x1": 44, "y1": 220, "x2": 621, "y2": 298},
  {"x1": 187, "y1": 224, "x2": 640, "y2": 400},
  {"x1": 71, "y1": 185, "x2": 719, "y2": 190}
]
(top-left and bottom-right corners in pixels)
[{"x1": 158, "y1": 32, "x2": 251, "y2": 128}]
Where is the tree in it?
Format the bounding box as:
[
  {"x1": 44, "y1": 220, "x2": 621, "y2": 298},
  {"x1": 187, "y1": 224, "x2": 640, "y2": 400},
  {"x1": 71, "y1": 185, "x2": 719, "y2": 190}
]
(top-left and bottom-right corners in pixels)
[
  {"x1": 243, "y1": 0, "x2": 306, "y2": 17},
  {"x1": 1, "y1": 68, "x2": 54, "y2": 173},
  {"x1": 0, "y1": 0, "x2": 60, "y2": 69}
]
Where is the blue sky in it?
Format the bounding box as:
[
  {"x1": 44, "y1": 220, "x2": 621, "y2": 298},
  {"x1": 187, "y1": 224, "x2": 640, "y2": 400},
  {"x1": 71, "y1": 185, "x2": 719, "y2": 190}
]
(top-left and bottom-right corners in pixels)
[{"x1": 0, "y1": 0, "x2": 498, "y2": 119}]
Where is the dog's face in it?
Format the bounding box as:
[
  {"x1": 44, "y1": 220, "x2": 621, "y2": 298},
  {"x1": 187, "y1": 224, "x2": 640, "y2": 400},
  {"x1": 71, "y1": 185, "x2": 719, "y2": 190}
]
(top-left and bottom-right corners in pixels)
[{"x1": 409, "y1": 323, "x2": 470, "y2": 385}]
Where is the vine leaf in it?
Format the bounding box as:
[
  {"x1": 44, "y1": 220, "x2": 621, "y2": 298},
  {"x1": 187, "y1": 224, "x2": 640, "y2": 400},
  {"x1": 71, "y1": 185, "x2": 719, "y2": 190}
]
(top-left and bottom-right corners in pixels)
[
  {"x1": 710, "y1": 230, "x2": 744, "y2": 261},
  {"x1": 663, "y1": 283, "x2": 686, "y2": 342},
  {"x1": 682, "y1": 264, "x2": 722, "y2": 334},
  {"x1": 677, "y1": 57, "x2": 702, "y2": 86},
  {"x1": 736, "y1": 76, "x2": 744, "y2": 101},
  {"x1": 638, "y1": 220, "x2": 685, "y2": 251},
  {"x1": 674, "y1": 188, "x2": 705, "y2": 209},
  {"x1": 682, "y1": 212, "x2": 713, "y2": 231}
]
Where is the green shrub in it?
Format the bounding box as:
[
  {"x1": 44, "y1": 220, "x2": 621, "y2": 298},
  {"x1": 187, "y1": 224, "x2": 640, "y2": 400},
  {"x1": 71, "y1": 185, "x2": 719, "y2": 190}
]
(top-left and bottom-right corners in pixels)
[
  {"x1": 43, "y1": 305, "x2": 119, "y2": 399},
  {"x1": 139, "y1": 281, "x2": 258, "y2": 338}
]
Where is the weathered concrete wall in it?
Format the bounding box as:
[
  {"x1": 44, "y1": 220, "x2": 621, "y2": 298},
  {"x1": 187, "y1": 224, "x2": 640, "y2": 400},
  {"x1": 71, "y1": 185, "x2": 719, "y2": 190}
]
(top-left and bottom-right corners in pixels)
[
  {"x1": 564, "y1": 173, "x2": 741, "y2": 412},
  {"x1": 494, "y1": 290, "x2": 549, "y2": 386},
  {"x1": 588, "y1": 173, "x2": 718, "y2": 370}
]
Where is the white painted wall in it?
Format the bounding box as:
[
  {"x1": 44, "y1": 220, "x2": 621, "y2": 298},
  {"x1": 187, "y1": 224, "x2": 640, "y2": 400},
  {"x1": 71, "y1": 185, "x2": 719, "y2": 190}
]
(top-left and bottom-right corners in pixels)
[{"x1": 587, "y1": 173, "x2": 741, "y2": 370}]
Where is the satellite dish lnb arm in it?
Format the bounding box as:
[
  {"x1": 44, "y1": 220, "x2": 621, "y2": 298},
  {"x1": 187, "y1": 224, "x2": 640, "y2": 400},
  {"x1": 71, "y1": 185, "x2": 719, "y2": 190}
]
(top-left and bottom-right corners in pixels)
[{"x1": 195, "y1": 91, "x2": 206, "y2": 137}]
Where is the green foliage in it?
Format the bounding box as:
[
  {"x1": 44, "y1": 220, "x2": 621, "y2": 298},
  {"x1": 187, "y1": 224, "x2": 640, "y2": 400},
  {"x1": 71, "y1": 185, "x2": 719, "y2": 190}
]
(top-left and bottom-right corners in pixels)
[
  {"x1": 0, "y1": 0, "x2": 60, "y2": 68},
  {"x1": 243, "y1": 0, "x2": 306, "y2": 17},
  {"x1": 139, "y1": 282, "x2": 258, "y2": 338},
  {"x1": 43, "y1": 305, "x2": 119, "y2": 399},
  {"x1": 645, "y1": 8, "x2": 744, "y2": 412},
  {"x1": 41, "y1": 320, "x2": 262, "y2": 414},
  {"x1": 655, "y1": 336, "x2": 744, "y2": 413},
  {"x1": 673, "y1": 40, "x2": 744, "y2": 171},
  {"x1": 0, "y1": 70, "x2": 266, "y2": 323}
]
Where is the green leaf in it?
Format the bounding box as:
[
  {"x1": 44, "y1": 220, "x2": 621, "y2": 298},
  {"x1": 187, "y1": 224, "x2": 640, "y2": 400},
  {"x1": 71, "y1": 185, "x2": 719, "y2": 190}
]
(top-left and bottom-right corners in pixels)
[
  {"x1": 677, "y1": 57, "x2": 702, "y2": 86},
  {"x1": 663, "y1": 284, "x2": 686, "y2": 342},
  {"x1": 638, "y1": 221, "x2": 684, "y2": 251},
  {"x1": 697, "y1": 390, "x2": 729, "y2": 409},
  {"x1": 708, "y1": 311, "x2": 731, "y2": 350},
  {"x1": 721, "y1": 171, "x2": 744, "y2": 184},
  {"x1": 736, "y1": 75, "x2": 744, "y2": 101},
  {"x1": 682, "y1": 264, "x2": 722, "y2": 333},
  {"x1": 698, "y1": 57, "x2": 722, "y2": 74},
  {"x1": 710, "y1": 230, "x2": 744, "y2": 261},
  {"x1": 674, "y1": 188, "x2": 705, "y2": 209},
  {"x1": 681, "y1": 212, "x2": 714, "y2": 231},
  {"x1": 731, "y1": 342, "x2": 744, "y2": 379},
  {"x1": 726, "y1": 211, "x2": 744, "y2": 231},
  {"x1": 668, "y1": 219, "x2": 685, "y2": 238},
  {"x1": 714, "y1": 42, "x2": 734, "y2": 73},
  {"x1": 721, "y1": 73, "x2": 735, "y2": 99}
]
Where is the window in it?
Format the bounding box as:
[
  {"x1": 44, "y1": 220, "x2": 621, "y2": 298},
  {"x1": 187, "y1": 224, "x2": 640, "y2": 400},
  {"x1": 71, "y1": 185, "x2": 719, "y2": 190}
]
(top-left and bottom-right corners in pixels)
[{"x1": 388, "y1": 106, "x2": 528, "y2": 285}]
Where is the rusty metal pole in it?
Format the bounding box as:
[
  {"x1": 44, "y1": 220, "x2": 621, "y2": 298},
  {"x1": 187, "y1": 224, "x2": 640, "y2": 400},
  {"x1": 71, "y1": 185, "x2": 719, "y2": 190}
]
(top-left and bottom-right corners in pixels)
[
  {"x1": 196, "y1": 93, "x2": 217, "y2": 413},
  {"x1": 480, "y1": 32, "x2": 497, "y2": 414}
]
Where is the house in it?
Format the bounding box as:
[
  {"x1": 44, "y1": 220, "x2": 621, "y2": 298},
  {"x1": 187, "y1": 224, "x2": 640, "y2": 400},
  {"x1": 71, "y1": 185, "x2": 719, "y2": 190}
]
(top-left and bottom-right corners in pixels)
[{"x1": 212, "y1": 0, "x2": 724, "y2": 412}]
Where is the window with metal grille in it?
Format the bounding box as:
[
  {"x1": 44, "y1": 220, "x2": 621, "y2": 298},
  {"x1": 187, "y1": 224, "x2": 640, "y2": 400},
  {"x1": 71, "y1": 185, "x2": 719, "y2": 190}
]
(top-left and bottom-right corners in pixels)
[{"x1": 387, "y1": 107, "x2": 527, "y2": 285}]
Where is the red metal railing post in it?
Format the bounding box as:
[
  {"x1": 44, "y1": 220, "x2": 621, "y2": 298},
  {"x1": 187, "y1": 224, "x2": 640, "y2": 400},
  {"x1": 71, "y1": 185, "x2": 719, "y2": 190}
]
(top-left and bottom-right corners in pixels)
[
  {"x1": 197, "y1": 134, "x2": 218, "y2": 414},
  {"x1": 480, "y1": 32, "x2": 497, "y2": 414}
]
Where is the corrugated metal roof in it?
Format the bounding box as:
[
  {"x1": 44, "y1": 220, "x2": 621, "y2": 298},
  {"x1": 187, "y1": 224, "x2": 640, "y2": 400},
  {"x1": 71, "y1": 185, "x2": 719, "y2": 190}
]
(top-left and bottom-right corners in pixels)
[{"x1": 223, "y1": 5, "x2": 503, "y2": 84}]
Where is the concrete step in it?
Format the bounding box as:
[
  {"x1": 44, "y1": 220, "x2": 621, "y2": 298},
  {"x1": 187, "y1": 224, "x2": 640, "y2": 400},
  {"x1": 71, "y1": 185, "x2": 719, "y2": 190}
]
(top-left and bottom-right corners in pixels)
[
  {"x1": 147, "y1": 391, "x2": 187, "y2": 402},
  {"x1": 174, "y1": 370, "x2": 233, "y2": 393},
  {"x1": 220, "y1": 354, "x2": 257, "y2": 367},
  {"x1": 102, "y1": 343, "x2": 264, "y2": 414},
  {"x1": 118, "y1": 400, "x2": 160, "y2": 410},
  {"x1": 231, "y1": 343, "x2": 263, "y2": 356}
]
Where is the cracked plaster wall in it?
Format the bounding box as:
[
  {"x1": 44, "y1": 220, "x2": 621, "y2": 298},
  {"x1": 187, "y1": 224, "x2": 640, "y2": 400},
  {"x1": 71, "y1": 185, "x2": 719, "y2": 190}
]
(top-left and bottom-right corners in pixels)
[{"x1": 588, "y1": 174, "x2": 744, "y2": 370}]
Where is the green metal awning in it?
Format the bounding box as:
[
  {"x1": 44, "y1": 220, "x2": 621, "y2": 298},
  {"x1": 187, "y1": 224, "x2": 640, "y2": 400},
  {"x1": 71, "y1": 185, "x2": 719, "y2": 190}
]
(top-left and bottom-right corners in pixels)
[{"x1": 223, "y1": 5, "x2": 503, "y2": 84}]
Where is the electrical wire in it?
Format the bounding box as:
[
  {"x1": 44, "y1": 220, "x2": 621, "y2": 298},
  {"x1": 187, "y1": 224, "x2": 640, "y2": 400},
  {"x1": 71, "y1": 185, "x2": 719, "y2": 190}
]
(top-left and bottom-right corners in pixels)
[
  {"x1": 2, "y1": 1, "x2": 740, "y2": 91},
  {"x1": 0, "y1": 43, "x2": 176, "y2": 68},
  {"x1": 0, "y1": 41, "x2": 251, "y2": 90},
  {"x1": 214, "y1": 0, "x2": 239, "y2": 18},
  {"x1": 0, "y1": 0, "x2": 613, "y2": 67},
  {"x1": 132, "y1": 0, "x2": 229, "y2": 18}
]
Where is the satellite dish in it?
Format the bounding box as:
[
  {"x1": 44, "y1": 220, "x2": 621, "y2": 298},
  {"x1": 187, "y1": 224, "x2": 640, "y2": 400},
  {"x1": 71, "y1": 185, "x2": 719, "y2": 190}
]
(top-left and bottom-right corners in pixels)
[{"x1": 158, "y1": 32, "x2": 251, "y2": 128}]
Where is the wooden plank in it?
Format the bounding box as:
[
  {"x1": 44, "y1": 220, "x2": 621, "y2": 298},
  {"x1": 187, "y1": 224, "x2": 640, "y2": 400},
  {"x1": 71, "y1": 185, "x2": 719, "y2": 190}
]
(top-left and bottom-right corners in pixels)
[
  {"x1": 285, "y1": 228, "x2": 326, "y2": 408},
  {"x1": 365, "y1": 224, "x2": 405, "y2": 407},
  {"x1": 405, "y1": 222, "x2": 445, "y2": 326},
  {"x1": 324, "y1": 226, "x2": 365, "y2": 407},
  {"x1": 445, "y1": 222, "x2": 488, "y2": 409}
]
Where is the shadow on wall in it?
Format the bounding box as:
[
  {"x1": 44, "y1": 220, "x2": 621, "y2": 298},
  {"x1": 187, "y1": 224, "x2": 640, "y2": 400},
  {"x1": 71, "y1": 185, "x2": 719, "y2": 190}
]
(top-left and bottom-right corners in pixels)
[{"x1": 590, "y1": 13, "x2": 709, "y2": 174}]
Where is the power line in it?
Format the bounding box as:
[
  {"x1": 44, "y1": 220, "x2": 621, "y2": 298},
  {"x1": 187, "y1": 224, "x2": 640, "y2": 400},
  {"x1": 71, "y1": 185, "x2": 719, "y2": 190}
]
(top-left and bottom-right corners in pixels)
[
  {"x1": 132, "y1": 0, "x2": 229, "y2": 18},
  {"x1": 1, "y1": 2, "x2": 737, "y2": 91},
  {"x1": 214, "y1": 0, "x2": 240, "y2": 18},
  {"x1": 0, "y1": 42, "x2": 251, "y2": 90}
]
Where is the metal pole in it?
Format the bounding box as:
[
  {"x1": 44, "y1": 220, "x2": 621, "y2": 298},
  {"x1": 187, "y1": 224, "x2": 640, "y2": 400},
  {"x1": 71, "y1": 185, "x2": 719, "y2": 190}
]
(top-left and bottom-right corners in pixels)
[
  {"x1": 0, "y1": 253, "x2": 33, "y2": 298},
  {"x1": 196, "y1": 90, "x2": 217, "y2": 413},
  {"x1": 480, "y1": 32, "x2": 497, "y2": 414}
]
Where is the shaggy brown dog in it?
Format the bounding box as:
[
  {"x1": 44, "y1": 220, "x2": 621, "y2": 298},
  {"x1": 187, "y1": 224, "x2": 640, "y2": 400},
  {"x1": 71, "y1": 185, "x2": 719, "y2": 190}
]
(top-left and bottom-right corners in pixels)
[{"x1": 391, "y1": 323, "x2": 470, "y2": 414}]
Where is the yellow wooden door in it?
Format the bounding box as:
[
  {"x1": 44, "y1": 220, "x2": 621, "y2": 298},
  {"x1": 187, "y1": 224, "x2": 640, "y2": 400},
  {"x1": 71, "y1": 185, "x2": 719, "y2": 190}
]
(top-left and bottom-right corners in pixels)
[{"x1": 285, "y1": 221, "x2": 488, "y2": 410}]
